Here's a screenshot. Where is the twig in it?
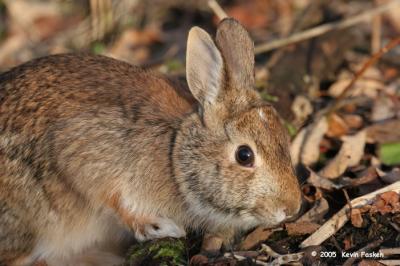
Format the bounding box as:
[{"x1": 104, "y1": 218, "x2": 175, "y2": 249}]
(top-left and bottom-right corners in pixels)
[
  {"x1": 343, "y1": 239, "x2": 384, "y2": 266},
  {"x1": 328, "y1": 36, "x2": 400, "y2": 114},
  {"x1": 207, "y1": 0, "x2": 228, "y2": 21},
  {"x1": 371, "y1": 0, "x2": 382, "y2": 53},
  {"x1": 255, "y1": 0, "x2": 400, "y2": 54},
  {"x1": 378, "y1": 260, "x2": 400, "y2": 265},
  {"x1": 300, "y1": 181, "x2": 400, "y2": 248},
  {"x1": 380, "y1": 247, "x2": 400, "y2": 256}
]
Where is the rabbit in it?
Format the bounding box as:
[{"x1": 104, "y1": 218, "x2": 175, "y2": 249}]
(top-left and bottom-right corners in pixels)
[{"x1": 0, "y1": 18, "x2": 302, "y2": 265}]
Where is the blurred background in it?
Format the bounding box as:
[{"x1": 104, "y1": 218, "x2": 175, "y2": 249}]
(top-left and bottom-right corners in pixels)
[{"x1": 0, "y1": 0, "x2": 399, "y2": 127}]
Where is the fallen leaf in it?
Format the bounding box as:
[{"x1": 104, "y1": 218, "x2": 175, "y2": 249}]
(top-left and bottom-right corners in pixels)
[
  {"x1": 286, "y1": 222, "x2": 320, "y2": 236},
  {"x1": 291, "y1": 95, "x2": 313, "y2": 126},
  {"x1": 327, "y1": 113, "x2": 349, "y2": 138},
  {"x1": 380, "y1": 191, "x2": 400, "y2": 206},
  {"x1": 366, "y1": 119, "x2": 400, "y2": 144},
  {"x1": 371, "y1": 95, "x2": 395, "y2": 122},
  {"x1": 319, "y1": 130, "x2": 366, "y2": 179},
  {"x1": 358, "y1": 260, "x2": 384, "y2": 266},
  {"x1": 378, "y1": 168, "x2": 400, "y2": 184},
  {"x1": 290, "y1": 117, "x2": 328, "y2": 166},
  {"x1": 350, "y1": 208, "x2": 364, "y2": 228},
  {"x1": 343, "y1": 236, "x2": 353, "y2": 250},
  {"x1": 240, "y1": 227, "x2": 275, "y2": 250},
  {"x1": 342, "y1": 114, "x2": 363, "y2": 129},
  {"x1": 302, "y1": 184, "x2": 323, "y2": 203},
  {"x1": 371, "y1": 191, "x2": 400, "y2": 214},
  {"x1": 340, "y1": 167, "x2": 378, "y2": 187},
  {"x1": 328, "y1": 69, "x2": 384, "y2": 99},
  {"x1": 308, "y1": 168, "x2": 342, "y2": 190},
  {"x1": 189, "y1": 254, "x2": 209, "y2": 265},
  {"x1": 298, "y1": 198, "x2": 329, "y2": 224}
]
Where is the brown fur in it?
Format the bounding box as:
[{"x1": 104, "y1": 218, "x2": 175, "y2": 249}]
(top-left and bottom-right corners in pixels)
[{"x1": 0, "y1": 19, "x2": 301, "y2": 265}]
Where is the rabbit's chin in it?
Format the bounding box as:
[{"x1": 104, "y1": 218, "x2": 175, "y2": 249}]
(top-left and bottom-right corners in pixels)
[{"x1": 185, "y1": 201, "x2": 271, "y2": 234}]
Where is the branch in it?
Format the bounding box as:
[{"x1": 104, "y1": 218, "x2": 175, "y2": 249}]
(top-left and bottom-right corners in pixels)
[
  {"x1": 300, "y1": 181, "x2": 400, "y2": 248},
  {"x1": 207, "y1": 0, "x2": 228, "y2": 21},
  {"x1": 255, "y1": 0, "x2": 400, "y2": 54}
]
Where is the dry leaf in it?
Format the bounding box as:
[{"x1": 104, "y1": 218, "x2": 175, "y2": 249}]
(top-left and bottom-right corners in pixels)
[
  {"x1": 298, "y1": 198, "x2": 329, "y2": 224},
  {"x1": 327, "y1": 113, "x2": 349, "y2": 138},
  {"x1": 319, "y1": 130, "x2": 366, "y2": 179},
  {"x1": 371, "y1": 191, "x2": 400, "y2": 214},
  {"x1": 291, "y1": 95, "x2": 313, "y2": 126},
  {"x1": 358, "y1": 260, "x2": 384, "y2": 266},
  {"x1": 290, "y1": 117, "x2": 328, "y2": 166},
  {"x1": 340, "y1": 167, "x2": 378, "y2": 187},
  {"x1": 240, "y1": 227, "x2": 275, "y2": 250},
  {"x1": 285, "y1": 222, "x2": 320, "y2": 236},
  {"x1": 350, "y1": 208, "x2": 364, "y2": 228},
  {"x1": 328, "y1": 72, "x2": 384, "y2": 99},
  {"x1": 343, "y1": 236, "x2": 353, "y2": 250},
  {"x1": 342, "y1": 114, "x2": 363, "y2": 129},
  {"x1": 302, "y1": 184, "x2": 323, "y2": 203},
  {"x1": 378, "y1": 168, "x2": 400, "y2": 184},
  {"x1": 189, "y1": 254, "x2": 209, "y2": 265},
  {"x1": 308, "y1": 168, "x2": 342, "y2": 190},
  {"x1": 371, "y1": 95, "x2": 395, "y2": 122},
  {"x1": 366, "y1": 119, "x2": 400, "y2": 144}
]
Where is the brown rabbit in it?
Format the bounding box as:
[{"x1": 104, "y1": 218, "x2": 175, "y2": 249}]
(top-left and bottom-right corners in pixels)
[{"x1": 0, "y1": 18, "x2": 302, "y2": 265}]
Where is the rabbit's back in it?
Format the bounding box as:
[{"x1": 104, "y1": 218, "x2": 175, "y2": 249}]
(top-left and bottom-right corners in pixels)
[
  {"x1": 0, "y1": 53, "x2": 196, "y2": 204},
  {"x1": 0, "y1": 54, "x2": 195, "y2": 134}
]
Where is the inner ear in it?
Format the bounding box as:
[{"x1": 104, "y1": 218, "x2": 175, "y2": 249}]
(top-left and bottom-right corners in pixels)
[{"x1": 186, "y1": 26, "x2": 225, "y2": 108}]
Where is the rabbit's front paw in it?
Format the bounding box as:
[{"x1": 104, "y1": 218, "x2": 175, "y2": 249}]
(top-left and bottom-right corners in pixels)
[{"x1": 134, "y1": 217, "x2": 186, "y2": 241}]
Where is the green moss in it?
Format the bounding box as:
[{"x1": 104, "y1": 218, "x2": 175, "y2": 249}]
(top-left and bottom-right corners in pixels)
[
  {"x1": 284, "y1": 121, "x2": 297, "y2": 138},
  {"x1": 126, "y1": 238, "x2": 186, "y2": 266},
  {"x1": 91, "y1": 42, "x2": 106, "y2": 54},
  {"x1": 260, "y1": 91, "x2": 279, "y2": 102},
  {"x1": 164, "y1": 59, "x2": 184, "y2": 73}
]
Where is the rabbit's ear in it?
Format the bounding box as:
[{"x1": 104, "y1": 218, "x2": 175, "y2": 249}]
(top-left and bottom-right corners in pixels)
[
  {"x1": 215, "y1": 18, "x2": 254, "y2": 89},
  {"x1": 186, "y1": 27, "x2": 224, "y2": 107}
]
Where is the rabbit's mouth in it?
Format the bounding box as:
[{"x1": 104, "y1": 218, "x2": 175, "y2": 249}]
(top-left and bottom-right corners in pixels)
[{"x1": 251, "y1": 208, "x2": 288, "y2": 227}]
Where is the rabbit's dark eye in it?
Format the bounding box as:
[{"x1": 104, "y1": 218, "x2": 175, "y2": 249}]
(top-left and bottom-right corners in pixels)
[{"x1": 235, "y1": 145, "x2": 254, "y2": 167}]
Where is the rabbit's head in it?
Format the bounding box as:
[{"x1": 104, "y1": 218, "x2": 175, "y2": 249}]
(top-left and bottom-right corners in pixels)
[{"x1": 174, "y1": 19, "x2": 302, "y2": 232}]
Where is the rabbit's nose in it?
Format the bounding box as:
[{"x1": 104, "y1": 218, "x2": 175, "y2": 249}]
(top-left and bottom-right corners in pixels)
[{"x1": 283, "y1": 197, "x2": 305, "y2": 222}]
